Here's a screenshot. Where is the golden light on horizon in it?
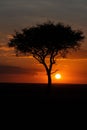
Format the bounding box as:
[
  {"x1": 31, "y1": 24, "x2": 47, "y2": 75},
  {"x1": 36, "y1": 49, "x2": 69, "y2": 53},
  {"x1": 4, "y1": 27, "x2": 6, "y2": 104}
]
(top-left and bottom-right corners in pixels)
[{"x1": 55, "y1": 73, "x2": 61, "y2": 79}]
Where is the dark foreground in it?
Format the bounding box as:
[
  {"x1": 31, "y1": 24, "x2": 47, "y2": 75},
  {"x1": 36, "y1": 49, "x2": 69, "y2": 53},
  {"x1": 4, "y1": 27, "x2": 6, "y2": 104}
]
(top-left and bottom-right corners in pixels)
[{"x1": 0, "y1": 83, "x2": 87, "y2": 104}]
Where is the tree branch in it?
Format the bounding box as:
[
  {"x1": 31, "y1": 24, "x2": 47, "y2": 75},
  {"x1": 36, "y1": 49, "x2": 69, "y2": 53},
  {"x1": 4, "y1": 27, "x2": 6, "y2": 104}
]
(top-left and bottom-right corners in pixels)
[{"x1": 51, "y1": 69, "x2": 59, "y2": 74}]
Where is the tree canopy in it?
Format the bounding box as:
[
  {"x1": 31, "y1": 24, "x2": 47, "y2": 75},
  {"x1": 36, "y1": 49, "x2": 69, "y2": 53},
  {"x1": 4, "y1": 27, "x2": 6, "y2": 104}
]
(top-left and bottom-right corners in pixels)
[{"x1": 8, "y1": 22, "x2": 84, "y2": 87}]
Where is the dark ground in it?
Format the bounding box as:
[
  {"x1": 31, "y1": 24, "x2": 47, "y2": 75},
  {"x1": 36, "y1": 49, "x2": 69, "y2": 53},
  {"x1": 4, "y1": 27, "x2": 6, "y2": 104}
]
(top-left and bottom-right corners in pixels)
[{"x1": 0, "y1": 83, "x2": 87, "y2": 104}]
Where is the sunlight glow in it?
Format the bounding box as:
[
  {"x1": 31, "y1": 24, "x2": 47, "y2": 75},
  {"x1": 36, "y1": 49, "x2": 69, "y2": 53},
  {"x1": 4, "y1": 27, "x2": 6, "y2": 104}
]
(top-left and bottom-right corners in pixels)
[{"x1": 55, "y1": 73, "x2": 61, "y2": 79}]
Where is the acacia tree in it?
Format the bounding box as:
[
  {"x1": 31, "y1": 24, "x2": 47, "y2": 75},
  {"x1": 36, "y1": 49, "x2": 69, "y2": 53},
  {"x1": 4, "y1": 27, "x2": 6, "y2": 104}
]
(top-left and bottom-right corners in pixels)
[{"x1": 8, "y1": 22, "x2": 84, "y2": 87}]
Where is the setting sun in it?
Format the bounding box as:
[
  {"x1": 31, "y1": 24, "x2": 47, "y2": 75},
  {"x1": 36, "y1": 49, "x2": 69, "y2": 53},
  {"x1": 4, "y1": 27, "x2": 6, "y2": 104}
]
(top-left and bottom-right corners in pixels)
[{"x1": 55, "y1": 74, "x2": 61, "y2": 79}]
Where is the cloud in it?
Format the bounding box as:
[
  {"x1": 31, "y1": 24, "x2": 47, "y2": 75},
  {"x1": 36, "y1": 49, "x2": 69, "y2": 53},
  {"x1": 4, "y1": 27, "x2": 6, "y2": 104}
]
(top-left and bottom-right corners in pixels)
[
  {"x1": 0, "y1": 64, "x2": 43, "y2": 75},
  {"x1": 67, "y1": 49, "x2": 87, "y2": 59},
  {"x1": 7, "y1": 34, "x2": 13, "y2": 39},
  {"x1": 0, "y1": 45, "x2": 12, "y2": 51},
  {"x1": 0, "y1": 65, "x2": 27, "y2": 74},
  {"x1": 0, "y1": 0, "x2": 87, "y2": 28},
  {"x1": 0, "y1": 45, "x2": 14, "y2": 56}
]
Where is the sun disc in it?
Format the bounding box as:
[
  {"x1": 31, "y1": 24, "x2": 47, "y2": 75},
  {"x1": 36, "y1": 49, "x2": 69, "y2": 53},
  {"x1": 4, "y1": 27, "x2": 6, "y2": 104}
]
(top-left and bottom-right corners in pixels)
[{"x1": 55, "y1": 74, "x2": 61, "y2": 79}]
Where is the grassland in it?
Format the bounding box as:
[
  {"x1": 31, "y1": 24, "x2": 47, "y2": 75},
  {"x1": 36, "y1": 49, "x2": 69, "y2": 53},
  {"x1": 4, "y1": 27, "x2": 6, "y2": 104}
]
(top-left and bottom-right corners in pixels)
[{"x1": 0, "y1": 83, "x2": 87, "y2": 104}]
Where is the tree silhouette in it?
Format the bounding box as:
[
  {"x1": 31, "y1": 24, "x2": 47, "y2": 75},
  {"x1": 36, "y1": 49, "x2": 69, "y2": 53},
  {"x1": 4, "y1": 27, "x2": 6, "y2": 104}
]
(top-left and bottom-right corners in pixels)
[{"x1": 8, "y1": 22, "x2": 84, "y2": 87}]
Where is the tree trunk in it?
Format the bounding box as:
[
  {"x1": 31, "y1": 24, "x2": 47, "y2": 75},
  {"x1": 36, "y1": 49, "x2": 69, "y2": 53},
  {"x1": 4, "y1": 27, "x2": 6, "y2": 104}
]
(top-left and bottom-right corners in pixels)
[
  {"x1": 47, "y1": 70, "x2": 52, "y2": 88},
  {"x1": 43, "y1": 62, "x2": 52, "y2": 90}
]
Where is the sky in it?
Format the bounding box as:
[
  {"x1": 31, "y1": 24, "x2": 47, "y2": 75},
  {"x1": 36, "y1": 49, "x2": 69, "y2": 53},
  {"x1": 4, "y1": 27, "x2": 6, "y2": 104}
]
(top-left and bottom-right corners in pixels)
[{"x1": 0, "y1": 0, "x2": 87, "y2": 84}]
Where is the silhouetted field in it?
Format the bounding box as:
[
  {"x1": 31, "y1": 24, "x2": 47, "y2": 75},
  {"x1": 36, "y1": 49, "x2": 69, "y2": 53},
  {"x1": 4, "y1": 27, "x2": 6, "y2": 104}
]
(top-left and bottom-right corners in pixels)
[{"x1": 0, "y1": 83, "x2": 87, "y2": 104}]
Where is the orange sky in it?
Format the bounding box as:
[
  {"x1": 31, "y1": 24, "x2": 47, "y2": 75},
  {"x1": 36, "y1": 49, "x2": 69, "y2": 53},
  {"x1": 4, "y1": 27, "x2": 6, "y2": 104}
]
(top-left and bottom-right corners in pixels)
[
  {"x1": 0, "y1": 54, "x2": 87, "y2": 84},
  {"x1": 0, "y1": 0, "x2": 87, "y2": 84}
]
